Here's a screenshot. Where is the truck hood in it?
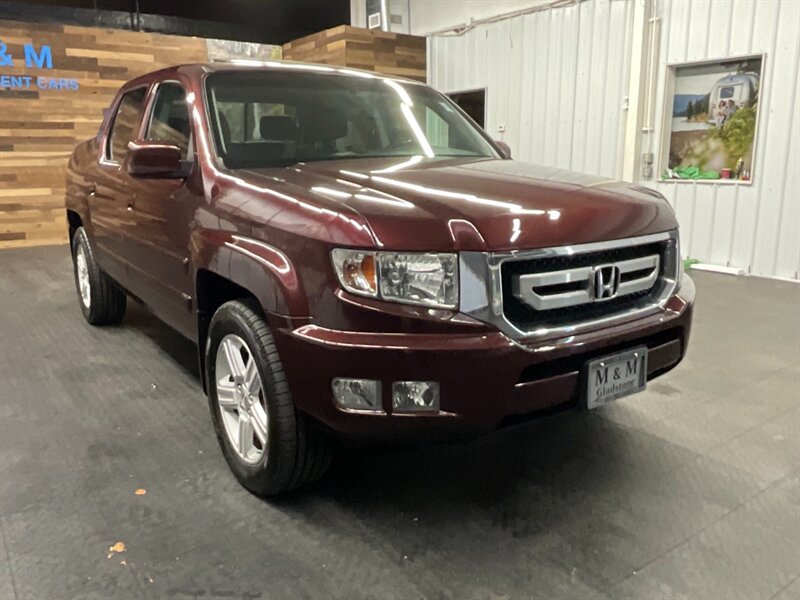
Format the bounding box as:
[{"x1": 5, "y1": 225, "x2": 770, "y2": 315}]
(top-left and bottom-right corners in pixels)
[{"x1": 238, "y1": 157, "x2": 676, "y2": 251}]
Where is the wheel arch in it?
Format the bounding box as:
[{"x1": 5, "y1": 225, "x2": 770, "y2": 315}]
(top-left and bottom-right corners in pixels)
[
  {"x1": 192, "y1": 231, "x2": 309, "y2": 393},
  {"x1": 66, "y1": 209, "x2": 83, "y2": 245}
]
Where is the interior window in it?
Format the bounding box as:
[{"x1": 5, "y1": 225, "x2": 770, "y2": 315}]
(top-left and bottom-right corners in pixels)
[
  {"x1": 146, "y1": 83, "x2": 192, "y2": 160},
  {"x1": 107, "y1": 87, "x2": 146, "y2": 162}
]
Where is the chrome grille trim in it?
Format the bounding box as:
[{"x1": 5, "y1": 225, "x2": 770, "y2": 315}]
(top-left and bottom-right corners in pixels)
[
  {"x1": 459, "y1": 230, "x2": 680, "y2": 341},
  {"x1": 512, "y1": 254, "x2": 660, "y2": 310}
]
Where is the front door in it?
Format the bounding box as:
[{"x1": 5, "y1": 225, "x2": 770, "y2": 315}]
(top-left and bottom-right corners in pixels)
[{"x1": 125, "y1": 82, "x2": 198, "y2": 338}]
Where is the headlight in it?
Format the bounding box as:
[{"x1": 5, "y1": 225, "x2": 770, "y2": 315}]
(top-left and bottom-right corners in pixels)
[{"x1": 332, "y1": 249, "x2": 458, "y2": 309}]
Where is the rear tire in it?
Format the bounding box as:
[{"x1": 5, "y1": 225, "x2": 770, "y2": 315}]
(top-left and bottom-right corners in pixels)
[
  {"x1": 206, "y1": 300, "x2": 332, "y2": 496},
  {"x1": 71, "y1": 227, "x2": 126, "y2": 325}
]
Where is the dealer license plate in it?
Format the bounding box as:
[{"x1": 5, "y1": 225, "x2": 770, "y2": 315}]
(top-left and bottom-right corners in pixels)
[{"x1": 585, "y1": 347, "x2": 648, "y2": 410}]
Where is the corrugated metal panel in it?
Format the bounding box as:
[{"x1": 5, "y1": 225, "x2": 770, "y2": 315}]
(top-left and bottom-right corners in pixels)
[
  {"x1": 428, "y1": 0, "x2": 634, "y2": 179},
  {"x1": 427, "y1": 0, "x2": 799, "y2": 279},
  {"x1": 649, "y1": 0, "x2": 800, "y2": 279}
]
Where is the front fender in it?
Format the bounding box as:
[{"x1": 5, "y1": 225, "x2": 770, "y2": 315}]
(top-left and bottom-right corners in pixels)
[{"x1": 192, "y1": 229, "x2": 308, "y2": 317}]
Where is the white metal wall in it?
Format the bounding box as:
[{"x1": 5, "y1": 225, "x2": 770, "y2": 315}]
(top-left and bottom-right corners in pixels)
[
  {"x1": 349, "y1": 0, "x2": 552, "y2": 35},
  {"x1": 428, "y1": 0, "x2": 635, "y2": 179},
  {"x1": 409, "y1": 0, "x2": 552, "y2": 34},
  {"x1": 426, "y1": 0, "x2": 800, "y2": 279},
  {"x1": 648, "y1": 0, "x2": 800, "y2": 279}
]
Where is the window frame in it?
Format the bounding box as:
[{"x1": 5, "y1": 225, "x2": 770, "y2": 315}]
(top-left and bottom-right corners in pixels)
[{"x1": 103, "y1": 84, "x2": 149, "y2": 166}]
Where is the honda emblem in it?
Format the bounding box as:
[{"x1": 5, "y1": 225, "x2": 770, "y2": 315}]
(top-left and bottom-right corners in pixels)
[{"x1": 593, "y1": 265, "x2": 620, "y2": 300}]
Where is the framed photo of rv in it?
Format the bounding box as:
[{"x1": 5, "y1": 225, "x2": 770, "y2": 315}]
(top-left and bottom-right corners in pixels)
[{"x1": 659, "y1": 54, "x2": 765, "y2": 184}]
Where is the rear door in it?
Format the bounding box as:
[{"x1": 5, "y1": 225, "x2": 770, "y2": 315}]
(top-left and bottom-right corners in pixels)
[{"x1": 92, "y1": 86, "x2": 148, "y2": 283}]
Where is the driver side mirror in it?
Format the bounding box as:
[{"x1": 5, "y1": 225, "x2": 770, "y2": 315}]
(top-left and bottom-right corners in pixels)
[
  {"x1": 494, "y1": 140, "x2": 512, "y2": 159},
  {"x1": 127, "y1": 141, "x2": 188, "y2": 178}
]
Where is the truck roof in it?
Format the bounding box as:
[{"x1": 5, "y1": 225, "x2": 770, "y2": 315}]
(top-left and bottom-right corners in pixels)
[{"x1": 122, "y1": 60, "x2": 426, "y2": 89}]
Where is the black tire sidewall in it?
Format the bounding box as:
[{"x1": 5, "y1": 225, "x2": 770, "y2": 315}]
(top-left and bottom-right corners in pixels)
[
  {"x1": 70, "y1": 226, "x2": 125, "y2": 325},
  {"x1": 205, "y1": 302, "x2": 296, "y2": 494},
  {"x1": 71, "y1": 228, "x2": 95, "y2": 322}
]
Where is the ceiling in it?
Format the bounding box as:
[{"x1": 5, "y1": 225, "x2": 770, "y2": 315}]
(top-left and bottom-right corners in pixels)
[{"x1": 0, "y1": 0, "x2": 351, "y2": 44}]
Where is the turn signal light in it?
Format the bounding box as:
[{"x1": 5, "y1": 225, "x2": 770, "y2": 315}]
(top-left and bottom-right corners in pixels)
[{"x1": 332, "y1": 250, "x2": 378, "y2": 296}]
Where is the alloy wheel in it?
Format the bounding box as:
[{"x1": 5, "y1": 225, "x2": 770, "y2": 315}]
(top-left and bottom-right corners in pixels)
[
  {"x1": 76, "y1": 245, "x2": 91, "y2": 308},
  {"x1": 214, "y1": 334, "x2": 268, "y2": 464}
]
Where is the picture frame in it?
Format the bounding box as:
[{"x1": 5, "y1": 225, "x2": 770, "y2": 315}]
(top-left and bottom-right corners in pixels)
[{"x1": 658, "y1": 53, "x2": 765, "y2": 185}]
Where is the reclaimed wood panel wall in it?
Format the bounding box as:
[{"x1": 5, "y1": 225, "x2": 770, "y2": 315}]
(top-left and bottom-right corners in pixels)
[
  {"x1": 0, "y1": 19, "x2": 207, "y2": 248},
  {"x1": 283, "y1": 25, "x2": 426, "y2": 82},
  {"x1": 0, "y1": 21, "x2": 419, "y2": 249}
]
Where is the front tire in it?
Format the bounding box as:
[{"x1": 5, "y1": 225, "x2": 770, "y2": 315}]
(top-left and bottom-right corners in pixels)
[
  {"x1": 71, "y1": 227, "x2": 126, "y2": 325},
  {"x1": 206, "y1": 300, "x2": 332, "y2": 496}
]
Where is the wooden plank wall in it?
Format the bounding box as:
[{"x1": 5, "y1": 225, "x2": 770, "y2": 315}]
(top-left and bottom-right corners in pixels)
[
  {"x1": 0, "y1": 20, "x2": 207, "y2": 248},
  {"x1": 0, "y1": 22, "x2": 421, "y2": 249},
  {"x1": 283, "y1": 25, "x2": 426, "y2": 82}
]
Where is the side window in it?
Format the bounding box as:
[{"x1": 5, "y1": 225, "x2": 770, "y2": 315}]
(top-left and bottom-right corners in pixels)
[
  {"x1": 146, "y1": 83, "x2": 192, "y2": 160},
  {"x1": 107, "y1": 88, "x2": 147, "y2": 163}
]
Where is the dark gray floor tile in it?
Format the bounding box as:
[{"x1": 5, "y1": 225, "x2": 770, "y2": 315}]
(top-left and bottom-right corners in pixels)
[
  {"x1": 611, "y1": 472, "x2": 800, "y2": 600},
  {"x1": 1, "y1": 249, "x2": 798, "y2": 600},
  {"x1": 703, "y1": 406, "x2": 800, "y2": 487}
]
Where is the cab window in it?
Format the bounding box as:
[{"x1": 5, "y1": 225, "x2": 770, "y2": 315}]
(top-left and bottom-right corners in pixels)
[
  {"x1": 107, "y1": 87, "x2": 147, "y2": 163},
  {"x1": 145, "y1": 83, "x2": 192, "y2": 160}
]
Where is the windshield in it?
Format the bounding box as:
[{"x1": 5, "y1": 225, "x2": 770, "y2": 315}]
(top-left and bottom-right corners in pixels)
[{"x1": 205, "y1": 69, "x2": 499, "y2": 169}]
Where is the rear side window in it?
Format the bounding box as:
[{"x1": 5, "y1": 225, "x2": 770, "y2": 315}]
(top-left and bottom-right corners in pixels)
[
  {"x1": 145, "y1": 83, "x2": 192, "y2": 160},
  {"x1": 107, "y1": 87, "x2": 147, "y2": 163}
]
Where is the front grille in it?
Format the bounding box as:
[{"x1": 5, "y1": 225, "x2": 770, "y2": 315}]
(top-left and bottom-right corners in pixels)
[
  {"x1": 515, "y1": 326, "x2": 683, "y2": 384},
  {"x1": 501, "y1": 241, "x2": 669, "y2": 331}
]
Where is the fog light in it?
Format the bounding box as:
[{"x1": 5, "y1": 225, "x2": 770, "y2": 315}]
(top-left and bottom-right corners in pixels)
[
  {"x1": 392, "y1": 381, "x2": 440, "y2": 412},
  {"x1": 332, "y1": 378, "x2": 382, "y2": 412}
]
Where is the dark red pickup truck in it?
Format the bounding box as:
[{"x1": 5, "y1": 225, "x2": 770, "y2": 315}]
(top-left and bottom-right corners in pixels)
[{"x1": 65, "y1": 63, "x2": 694, "y2": 495}]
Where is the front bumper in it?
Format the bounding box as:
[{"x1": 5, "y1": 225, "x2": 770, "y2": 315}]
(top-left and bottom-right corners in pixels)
[{"x1": 272, "y1": 276, "x2": 695, "y2": 442}]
